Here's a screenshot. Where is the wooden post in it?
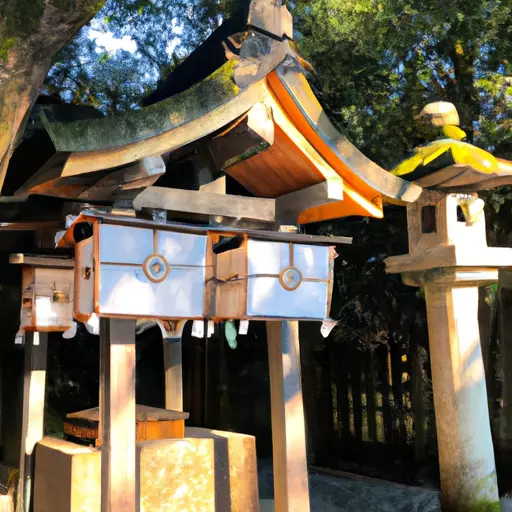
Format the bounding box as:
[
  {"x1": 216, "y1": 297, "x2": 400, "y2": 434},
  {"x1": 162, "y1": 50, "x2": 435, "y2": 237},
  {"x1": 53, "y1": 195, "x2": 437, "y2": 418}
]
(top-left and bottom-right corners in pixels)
[
  {"x1": 17, "y1": 332, "x2": 48, "y2": 512},
  {"x1": 266, "y1": 321, "x2": 310, "y2": 512},
  {"x1": 0, "y1": 495, "x2": 14, "y2": 512},
  {"x1": 99, "y1": 318, "x2": 137, "y2": 512},
  {"x1": 163, "y1": 339, "x2": 183, "y2": 412}
]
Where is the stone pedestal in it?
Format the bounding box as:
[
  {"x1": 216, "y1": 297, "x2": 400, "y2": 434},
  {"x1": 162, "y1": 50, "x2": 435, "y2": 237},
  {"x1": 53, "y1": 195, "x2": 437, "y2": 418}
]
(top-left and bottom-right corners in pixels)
[
  {"x1": 34, "y1": 428, "x2": 258, "y2": 512},
  {"x1": 403, "y1": 269, "x2": 500, "y2": 510},
  {"x1": 385, "y1": 191, "x2": 512, "y2": 511}
]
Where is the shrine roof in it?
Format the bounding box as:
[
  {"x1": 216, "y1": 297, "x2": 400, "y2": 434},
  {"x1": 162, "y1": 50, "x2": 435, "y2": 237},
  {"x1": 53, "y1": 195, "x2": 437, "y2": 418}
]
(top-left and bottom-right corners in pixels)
[{"x1": 3, "y1": 0, "x2": 422, "y2": 226}]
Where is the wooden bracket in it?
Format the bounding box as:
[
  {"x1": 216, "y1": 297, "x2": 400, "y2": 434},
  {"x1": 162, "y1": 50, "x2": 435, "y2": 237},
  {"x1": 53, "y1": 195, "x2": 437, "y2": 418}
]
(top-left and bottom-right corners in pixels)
[{"x1": 276, "y1": 180, "x2": 343, "y2": 224}]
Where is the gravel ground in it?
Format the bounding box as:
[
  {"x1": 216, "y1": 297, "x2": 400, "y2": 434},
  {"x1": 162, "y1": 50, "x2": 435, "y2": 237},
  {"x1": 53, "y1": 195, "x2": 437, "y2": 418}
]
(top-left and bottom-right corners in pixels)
[
  {"x1": 258, "y1": 459, "x2": 441, "y2": 512},
  {"x1": 258, "y1": 460, "x2": 512, "y2": 511}
]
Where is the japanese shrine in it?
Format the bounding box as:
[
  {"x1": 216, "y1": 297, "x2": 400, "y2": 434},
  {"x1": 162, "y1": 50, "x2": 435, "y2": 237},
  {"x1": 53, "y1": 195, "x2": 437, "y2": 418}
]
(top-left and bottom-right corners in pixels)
[{"x1": 1, "y1": 0, "x2": 512, "y2": 511}]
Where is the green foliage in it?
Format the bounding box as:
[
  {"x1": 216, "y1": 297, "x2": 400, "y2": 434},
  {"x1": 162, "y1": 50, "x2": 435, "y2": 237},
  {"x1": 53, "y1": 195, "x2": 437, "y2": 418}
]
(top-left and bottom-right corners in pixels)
[
  {"x1": 313, "y1": 208, "x2": 428, "y2": 351},
  {"x1": 45, "y1": 0, "x2": 229, "y2": 113},
  {"x1": 294, "y1": 0, "x2": 511, "y2": 359},
  {"x1": 292, "y1": 0, "x2": 512, "y2": 166},
  {"x1": 0, "y1": 36, "x2": 15, "y2": 61}
]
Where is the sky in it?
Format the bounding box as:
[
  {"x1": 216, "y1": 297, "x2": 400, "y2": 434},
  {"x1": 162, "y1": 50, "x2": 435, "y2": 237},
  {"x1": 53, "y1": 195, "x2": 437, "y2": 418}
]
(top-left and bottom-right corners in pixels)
[
  {"x1": 88, "y1": 19, "x2": 137, "y2": 54},
  {"x1": 87, "y1": 17, "x2": 184, "y2": 58}
]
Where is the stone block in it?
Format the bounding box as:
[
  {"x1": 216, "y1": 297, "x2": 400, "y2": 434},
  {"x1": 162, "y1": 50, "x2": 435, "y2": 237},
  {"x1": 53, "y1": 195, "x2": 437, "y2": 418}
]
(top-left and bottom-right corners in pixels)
[
  {"x1": 34, "y1": 428, "x2": 258, "y2": 512},
  {"x1": 34, "y1": 437, "x2": 100, "y2": 512},
  {"x1": 138, "y1": 438, "x2": 215, "y2": 512},
  {"x1": 185, "y1": 427, "x2": 259, "y2": 512}
]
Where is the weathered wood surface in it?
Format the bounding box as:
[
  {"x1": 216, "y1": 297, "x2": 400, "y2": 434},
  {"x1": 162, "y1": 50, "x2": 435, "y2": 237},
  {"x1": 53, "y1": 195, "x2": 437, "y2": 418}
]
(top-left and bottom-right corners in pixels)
[
  {"x1": 19, "y1": 266, "x2": 74, "y2": 332},
  {"x1": 0, "y1": 496, "x2": 14, "y2": 512},
  {"x1": 248, "y1": 0, "x2": 287, "y2": 38},
  {"x1": 226, "y1": 89, "x2": 341, "y2": 199},
  {"x1": 266, "y1": 321, "x2": 310, "y2": 512},
  {"x1": 65, "y1": 404, "x2": 187, "y2": 445},
  {"x1": 164, "y1": 340, "x2": 183, "y2": 412},
  {"x1": 276, "y1": 181, "x2": 343, "y2": 224},
  {"x1": 9, "y1": 254, "x2": 74, "y2": 268},
  {"x1": 132, "y1": 186, "x2": 276, "y2": 223},
  {"x1": 66, "y1": 211, "x2": 352, "y2": 246},
  {"x1": 68, "y1": 404, "x2": 188, "y2": 422},
  {"x1": 16, "y1": 156, "x2": 165, "y2": 200},
  {"x1": 0, "y1": 222, "x2": 62, "y2": 232},
  {"x1": 209, "y1": 102, "x2": 274, "y2": 171},
  {"x1": 270, "y1": 59, "x2": 422, "y2": 205},
  {"x1": 17, "y1": 332, "x2": 48, "y2": 512},
  {"x1": 99, "y1": 319, "x2": 137, "y2": 512},
  {"x1": 58, "y1": 84, "x2": 263, "y2": 179},
  {"x1": 199, "y1": 176, "x2": 226, "y2": 194}
]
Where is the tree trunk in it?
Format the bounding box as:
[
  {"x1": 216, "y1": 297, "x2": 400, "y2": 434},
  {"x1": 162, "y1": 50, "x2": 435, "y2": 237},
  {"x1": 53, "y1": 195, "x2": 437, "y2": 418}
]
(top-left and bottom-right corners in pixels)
[{"x1": 0, "y1": 0, "x2": 107, "y2": 191}]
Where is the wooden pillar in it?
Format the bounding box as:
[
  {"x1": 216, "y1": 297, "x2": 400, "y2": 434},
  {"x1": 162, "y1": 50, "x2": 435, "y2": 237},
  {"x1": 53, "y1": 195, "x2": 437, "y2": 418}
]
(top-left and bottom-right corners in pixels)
[
  {"x1": 0, "y1": 495, "x2": 14, "y2": 512},
  {"x1": 163, "y1": 339, "x2": 183, "y2": 412},
  {"x1": 266, "y1": 321, "x2": 310, "y2": 512},
  {"x1": 99, "y1": 318, "x2": 137, "y2": 512},
  {"x1": 17, "y1": 331, "x2": 48, "y2": 512}
]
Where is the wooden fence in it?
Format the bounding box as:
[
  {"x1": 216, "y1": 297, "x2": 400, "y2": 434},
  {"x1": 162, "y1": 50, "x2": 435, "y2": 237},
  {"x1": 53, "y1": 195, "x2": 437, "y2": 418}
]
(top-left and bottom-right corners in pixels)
[{"x1": 299, "y1": 322, "x2": 437, "y2": 484}]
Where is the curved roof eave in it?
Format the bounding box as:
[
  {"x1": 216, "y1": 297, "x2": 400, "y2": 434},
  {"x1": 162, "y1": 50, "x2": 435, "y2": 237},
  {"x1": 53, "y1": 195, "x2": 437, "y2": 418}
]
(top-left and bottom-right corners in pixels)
[
  {"x1": 41, "y1": 61, "x2": 243, "y2": 154},
  {"x1": 270, "y1": 56, "x2": 423, "y2": 205},
  {"x1": 16, "y1": 73, "x2": 265, "y2": 196}
]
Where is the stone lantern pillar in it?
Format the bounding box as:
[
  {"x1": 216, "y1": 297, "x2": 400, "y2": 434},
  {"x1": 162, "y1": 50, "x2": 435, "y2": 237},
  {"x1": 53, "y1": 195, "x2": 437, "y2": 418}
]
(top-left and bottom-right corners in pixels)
[{"x1": 385, "y1": 190, "x2": 512, "y2": 511}]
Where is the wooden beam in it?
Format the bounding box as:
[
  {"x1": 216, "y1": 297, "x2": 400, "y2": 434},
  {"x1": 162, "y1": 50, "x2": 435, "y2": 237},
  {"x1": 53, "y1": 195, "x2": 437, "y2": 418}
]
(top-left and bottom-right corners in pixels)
[
  {"x1": 17, "y1": 332, "x2": 48, "y2": 512},
  {"x1": 209, "y1": 102, "x2": 274, "y2": 171},
  {"x1": 63, "y1": 211, "x2": 353, "y2": 246},
  {"x1": 276, "y1": 180, "x2": 343, "y2": 224},
  {"x1": 9, "y1": 254, "x2": 74, "y2": 268},
  {"x1": 132, "y1": 186, "x2": 276, "y2": 223},
  {"x1": 99, "y1": 319, "x2": 137, "y2": 512},
  {"x1": 266, "y1": 321, "x2": 310, "y2": 512},
  {"x1": 17, "y1": 157, "x2": 166, "y2": 201},
  {"x1": 225, "y1": 89, "x2": 341, "y2": 199},
  {"x1": 0, "y1": 222, "x2": 61, "y2": 232}
]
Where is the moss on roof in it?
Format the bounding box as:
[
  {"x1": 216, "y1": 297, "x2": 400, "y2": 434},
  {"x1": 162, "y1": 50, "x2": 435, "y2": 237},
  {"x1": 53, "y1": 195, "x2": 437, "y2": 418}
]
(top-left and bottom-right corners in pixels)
[{"x1": 41, "y1": 60, "x2": 240, "y2": 153}]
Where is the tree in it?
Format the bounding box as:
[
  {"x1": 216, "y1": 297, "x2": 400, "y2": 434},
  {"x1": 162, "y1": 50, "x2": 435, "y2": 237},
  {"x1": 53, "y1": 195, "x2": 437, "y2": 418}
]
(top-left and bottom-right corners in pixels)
[
  {"x1": 45, "y1": 0, "x2": 230, "y2": 114},
  {"x1": 292, "y1": 0, "x2": 512, "y2": 167},
  {"x1": 0, "y1": 0, "x2": 110, "y2": 191}
]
